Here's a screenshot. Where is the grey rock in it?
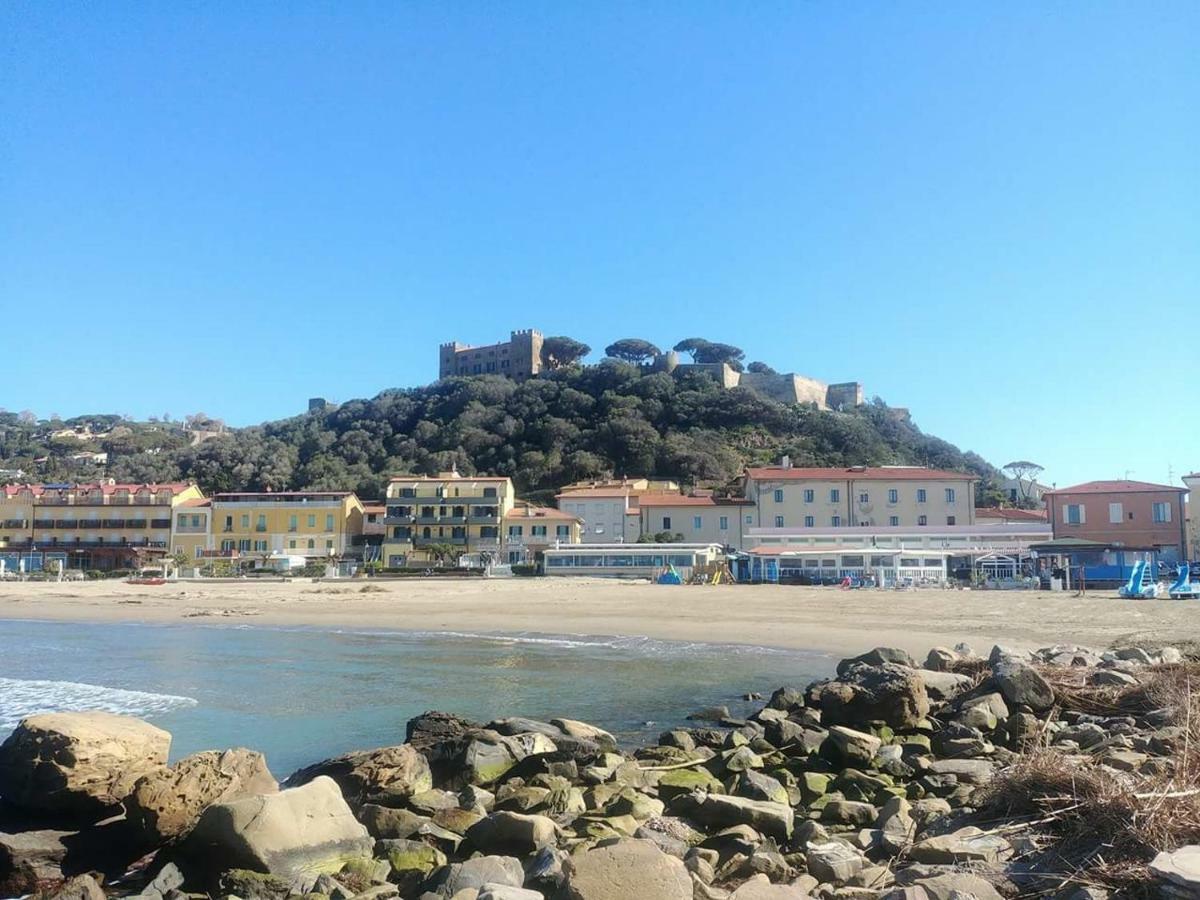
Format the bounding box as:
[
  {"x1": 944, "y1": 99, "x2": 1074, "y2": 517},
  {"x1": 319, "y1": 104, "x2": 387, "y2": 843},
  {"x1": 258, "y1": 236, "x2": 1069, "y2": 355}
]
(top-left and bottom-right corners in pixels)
[
  {"x1": 560, "y1": 839, "x2": 692, "y2": 899},
  {"x1": 991, "y1": 660, "x2": 1054, "y2": 712}
]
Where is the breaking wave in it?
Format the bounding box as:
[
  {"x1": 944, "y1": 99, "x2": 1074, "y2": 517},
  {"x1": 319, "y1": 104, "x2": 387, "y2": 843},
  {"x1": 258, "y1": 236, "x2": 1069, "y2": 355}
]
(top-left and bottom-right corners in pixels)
[{"x1": 0, "y1": 677, "x2": 198, "y2": 732}]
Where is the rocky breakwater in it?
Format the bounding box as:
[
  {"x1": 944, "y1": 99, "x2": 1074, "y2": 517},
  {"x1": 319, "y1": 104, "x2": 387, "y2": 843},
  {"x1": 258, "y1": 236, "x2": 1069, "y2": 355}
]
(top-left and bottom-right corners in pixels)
[{"x1": 3, "y1": 641, "x2": 1200, "y2": 899}]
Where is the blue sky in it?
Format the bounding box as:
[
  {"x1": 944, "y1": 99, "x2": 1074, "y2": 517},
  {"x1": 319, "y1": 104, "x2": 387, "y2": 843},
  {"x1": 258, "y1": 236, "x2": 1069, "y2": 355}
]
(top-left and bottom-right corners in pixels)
[{"x1": 2, "y1": 3, "x2": 1197, "y2": 488}]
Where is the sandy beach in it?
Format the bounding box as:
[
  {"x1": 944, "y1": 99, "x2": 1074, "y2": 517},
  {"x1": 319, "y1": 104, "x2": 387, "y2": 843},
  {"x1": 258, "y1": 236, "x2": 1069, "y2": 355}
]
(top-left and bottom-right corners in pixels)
[{"x1": 0, "y1": 577, "x2": 1194, "y2": 656}]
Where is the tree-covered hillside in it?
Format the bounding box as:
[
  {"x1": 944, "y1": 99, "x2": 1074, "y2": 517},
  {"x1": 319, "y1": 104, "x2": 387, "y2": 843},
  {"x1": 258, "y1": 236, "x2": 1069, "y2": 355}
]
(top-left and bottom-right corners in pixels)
[{"x1": 2, "y1": 363, "x2": 1000, "y2": 504}]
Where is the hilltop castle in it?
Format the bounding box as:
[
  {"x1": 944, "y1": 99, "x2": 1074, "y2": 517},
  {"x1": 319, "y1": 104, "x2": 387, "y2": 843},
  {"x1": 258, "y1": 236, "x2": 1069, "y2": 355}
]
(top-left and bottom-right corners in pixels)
[{"x1": 438, "y1": 329, "x2": 862, "y2": 410}]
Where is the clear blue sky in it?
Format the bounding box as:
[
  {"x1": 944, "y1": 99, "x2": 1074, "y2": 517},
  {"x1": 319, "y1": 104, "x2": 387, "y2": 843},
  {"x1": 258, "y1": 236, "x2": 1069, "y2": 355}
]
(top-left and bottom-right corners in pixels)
[{"x1": 2, "y1": 3, "x2": 1197, "y2": 488}]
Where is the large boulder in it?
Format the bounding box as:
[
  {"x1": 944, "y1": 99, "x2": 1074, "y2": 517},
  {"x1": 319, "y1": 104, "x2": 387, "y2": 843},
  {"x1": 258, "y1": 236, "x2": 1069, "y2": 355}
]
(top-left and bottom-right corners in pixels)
[
  {"x1": 433, "y1": 855, "x2": 524, "y2": 895},
  {"x1": 127, "y1": 748, "x2": 278, "y2": 844},
  {"x1": 179, "y1": 775, "x2": 373, "y2": 881},
  {"x1": 811, "y1": 664, "x2": 929, "y2": 729},
  {"x1": 466, "y1": 810, "x2": 557, "y2": 856},
  {"x1": 837, "y1": 648, "x2": 916, "y2": 676},
  {"x1": 285, "y1": 745, "x2": 431, "y2": 809},
  {"x1": 560, "y1": 839, "x2": 692, "y2": 900},
  {"x1": 990, "y1": 660, "x2": 1054, "y2": 712},
  {"x1": 0, "y1": 829, "x2": 72, "y2": 895},
  {"x1": 671, "y1": 793, "x2": 793, "y2": 842},
  {"x1": 0, "y1": 712, "x2": 170, "y2": 820}
]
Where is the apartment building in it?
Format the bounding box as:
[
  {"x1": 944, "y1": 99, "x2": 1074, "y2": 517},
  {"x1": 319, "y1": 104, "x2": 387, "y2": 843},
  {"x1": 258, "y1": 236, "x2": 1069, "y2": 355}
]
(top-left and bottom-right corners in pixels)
[
  {"x1": 207, "y1": 492, "x2": 366, "y2": 566},
  {"x1": 556, "y1": 478, "x2": 681, "y2": 543},
  {"x1": 439, "y1": 330, "x2": 544, "y2": 381},
  {"x1": 743, "y1": 462, "x2": 977, "y2": 530},
  {"x1": 382, "y1": 471, "x2": 514, "y2": 566},
  {"x1": 1044, "y1": 480, "x2": 1189, "y2": 562},
  {"x1": 502, "y1": 503, "x2": 582, "y2": 564},
  {"x1": 635, "y1": 494, "x2": 754, "y2": 549},
  {"x1": 0, "y1": 481, "x2": 203, "y2": 572}
]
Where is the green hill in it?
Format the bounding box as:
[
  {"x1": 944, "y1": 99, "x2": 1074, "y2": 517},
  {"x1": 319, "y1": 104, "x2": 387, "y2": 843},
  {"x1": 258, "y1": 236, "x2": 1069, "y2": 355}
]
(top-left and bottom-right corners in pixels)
[{"x1": 1, "y1": 363, "x2": 1002, "y2": 504}]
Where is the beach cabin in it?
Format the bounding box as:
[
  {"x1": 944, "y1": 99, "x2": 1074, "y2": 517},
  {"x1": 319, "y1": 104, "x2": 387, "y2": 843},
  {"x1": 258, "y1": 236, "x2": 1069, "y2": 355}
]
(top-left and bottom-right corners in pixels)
[
  {"x1": 542, "y1": 542, "x2": 725, "y2": 580},
  {"x1": 737, "y1": 547, "x2": 949, "y2": 586}
]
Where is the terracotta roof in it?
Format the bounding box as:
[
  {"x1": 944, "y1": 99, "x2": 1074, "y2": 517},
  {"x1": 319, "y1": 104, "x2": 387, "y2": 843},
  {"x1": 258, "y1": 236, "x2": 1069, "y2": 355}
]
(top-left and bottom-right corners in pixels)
[
  {"x1": 362, "y1": 503, "x2": 386, "y2": 513},
  {"x1": 745, "y1": 466, "x2": 976, "y2": 482},
  {"x1": 177, "y1": 498, "x2": 212, "y2": 508},
  {"x1": 1044, "y1": 480, "x2": 1187, "y2": 495},
  {"x1": 212, "y1": 491, "x2": 354, "y2": 498},
  {"x1": 504, "y1": 504, "x2": 581, "y2": 522},
  {"x1": 554, "y1": 487, "x2": 640, "y2": 499},
  {"x1": 3, "y1": 481, "x2": 193, "y2": 498},
  {"x1": 388, "y1": 475, "x2": 510, "y2": 483},
  {"x1": 637, "y1": 495, "x2": 754, "y2": 507},
  {"x1": 975, "y1": 507, "x2": 1048, "y2": 522}
]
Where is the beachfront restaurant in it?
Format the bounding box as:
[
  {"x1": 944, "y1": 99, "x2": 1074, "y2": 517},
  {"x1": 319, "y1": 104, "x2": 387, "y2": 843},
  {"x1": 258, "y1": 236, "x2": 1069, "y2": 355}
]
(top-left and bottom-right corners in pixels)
[
  {"x1": 737, "y1": 546, "x2": 950, "y2": 586},
  {"x1": 542, "y1": 542, "x2": 725, "y2": 579},
  {"x1": 1027, "y1": 537, "x2": 1162, "y2": 589}
]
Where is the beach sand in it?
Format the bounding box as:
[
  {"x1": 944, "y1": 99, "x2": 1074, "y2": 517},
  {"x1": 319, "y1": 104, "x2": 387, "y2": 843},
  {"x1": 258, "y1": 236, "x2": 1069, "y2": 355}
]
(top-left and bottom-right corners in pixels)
[{"x1": 0, "y1": 577, "x2": 1194, "y2": 657}]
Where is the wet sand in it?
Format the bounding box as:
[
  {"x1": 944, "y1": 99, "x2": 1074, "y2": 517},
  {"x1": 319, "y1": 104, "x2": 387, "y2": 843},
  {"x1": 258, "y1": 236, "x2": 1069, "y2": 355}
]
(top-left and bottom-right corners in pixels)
[{"x1": 0, "y1": 577, "x2": 1193, "y2": 657}]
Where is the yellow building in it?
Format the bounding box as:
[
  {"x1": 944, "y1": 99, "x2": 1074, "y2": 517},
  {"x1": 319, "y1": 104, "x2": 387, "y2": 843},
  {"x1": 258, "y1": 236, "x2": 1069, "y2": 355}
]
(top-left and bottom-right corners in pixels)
[
  {"x1": 382, "y1": 471, "x2": 514, "y2": 567},
  {"x1": 169, "y1": 498, "x2": 213, "y2": 572},
  {"x1": 502, "y1": 503, "x2": 583, "y2": 564},
  {"x1": 205, "y1": 492, "x2": 365, "y2": 569},
  {"x1": 0, "y1": 481, "x2": 203, "y2": 573}
]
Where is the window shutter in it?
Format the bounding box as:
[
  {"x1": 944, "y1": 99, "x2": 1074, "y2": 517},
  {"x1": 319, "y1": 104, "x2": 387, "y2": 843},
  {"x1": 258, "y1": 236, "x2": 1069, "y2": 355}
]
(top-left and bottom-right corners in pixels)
[{"x1": 1079, "y1": 505, "x2": 1086, "y2": 524}]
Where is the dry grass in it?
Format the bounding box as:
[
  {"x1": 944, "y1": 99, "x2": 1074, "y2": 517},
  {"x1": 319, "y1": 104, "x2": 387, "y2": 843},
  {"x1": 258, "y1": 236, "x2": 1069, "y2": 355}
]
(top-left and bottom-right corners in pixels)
[{"x1": 980, "y1": 663, "x2": 1200, "y2": 893}]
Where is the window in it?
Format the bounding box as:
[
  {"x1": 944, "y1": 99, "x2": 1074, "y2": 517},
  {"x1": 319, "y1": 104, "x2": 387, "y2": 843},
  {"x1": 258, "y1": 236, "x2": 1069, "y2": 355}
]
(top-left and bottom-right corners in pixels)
[
  {"x1": 745, "y1": 515, "x2": 753, "y2": 524},
  {"x1": 774, "y1": 489, "x2": 784, "y2": 503},
  {"x1": 253, "y1": 540, "x2": 267, "y2": 551},
  {"x1": 804, "y1": 515, "x2": 814, "y2": 527},
  {"x1": 1109, "y1": 503, "x2": 1123, "y2": 524},
  {"x1": 532, "y1": 525, "x2": 547, "y2": 537},
  {"x1": 947, "y1": 516, "x2": 956, "y2": 525},
  {"x1": 326, "y1": 539, "x2": 334, "y2": 549},
  {"x1": 255, "y1": 514, "x2": 266, "y2": 532},
  {"x1": 917, "y1": 489, "x2": 927, "y2": 503},
  {"x1": 775, "y1": 515, "x2": 785, "y2": 527},
  {"x1": 307, "y1": 538, "x2": 315, "y2": 549},
  {"x1": 945, "y1": 488, "x2": 956, "y2": 503},
  {"x1": 289, "y1": 539, "x2": 296, "y2": 549},
  {"x1": 556, "y1": 525, "x2": 570, "y2": 538},
  {"x1": 830, "y1": 489, "x2": 840, "y2": 503},
  {"x1": 237, "y1": 539, "x2": 251, "y2": 551},
  {"x1": 325, "y1": 514, "x2": 334, "y2": 532},
  {"x1": 831, "y1": 515, "x2": 841, "y2": 527},
  {"x1": 176, "y1": 514, "x2": 186, "y2": 528},
  {"x1": 221, "y1": 539, "x2": 234, "y2": 552},
  {"x1": 889, "y1": 516, "x2": 899, "y2": 526},
  {"x1": 1065, "y1": 504, "x2": 1084, "y2": 525},
  {"x1": 307, "y1": 514, "x2": 316, "y2": 528},
  {"x1": 918, "y1": 515, "x2": 928, "y2": 526},
  {"x1": 719, "y1": 516, "x2": 728, "y2": 530},
  {"x1": 693, "y1": 516, "x2": 702, "y2": 530},
  {"x1": 803, "y1": 489, "x2": 814, "y2": 503},
  {"x1": 224, "y1": 516, "x2": 234, "y2": 532},
  {"x1": 483, "y1": 487, "x2": 497, "y2": 498},
  {"x1": 400, "y1": 488, "x2": 416, "y2": 498},
  {"x1": 662, "y1": 516, "x2": 672, "y2": 530},
  {"x1": 859, "y1": 492, "x2": 869, "y2": 503},
  {"x1": 240, "y1": 514, "x2": 249, "y2": 528},
  {"x1": 508, "y1": 525, "x2": 523, "y2": 536},
  {"x1": 288, "y1": 515, "x2": 298, "y2": 532},
  {"x1": 888, "y1": 489, "x2": 898, "y2": 504},
  {"x1": 1153, "y1": 502, "x2": 1172, "y2": 524}
]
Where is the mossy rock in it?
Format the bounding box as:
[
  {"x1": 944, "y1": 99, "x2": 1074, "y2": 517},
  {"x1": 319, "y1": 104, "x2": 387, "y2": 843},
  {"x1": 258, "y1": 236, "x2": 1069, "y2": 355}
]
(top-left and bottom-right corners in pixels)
[
  {"x1": 219, "y1": 869, "x2": 292, "y2": 900},
  {"x1": 657, "y1": 767, "x2": 724, "y2": 800}
]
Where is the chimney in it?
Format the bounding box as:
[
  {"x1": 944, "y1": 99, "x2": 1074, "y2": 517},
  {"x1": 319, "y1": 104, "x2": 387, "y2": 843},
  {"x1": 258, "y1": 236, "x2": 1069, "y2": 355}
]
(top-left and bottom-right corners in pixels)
[{"x1": 781, "y1": 455, "x2": 792, "y2": 470}]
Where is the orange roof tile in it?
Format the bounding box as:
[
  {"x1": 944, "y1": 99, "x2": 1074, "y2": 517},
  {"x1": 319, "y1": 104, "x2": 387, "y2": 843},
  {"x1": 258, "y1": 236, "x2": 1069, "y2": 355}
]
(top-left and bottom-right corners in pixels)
[
  {"x1": 745, "y1": 466, "x2": 975, "y2": 482},
  {"x1": 1044, "y1": 480, "x2": 1186, "y2": 495}
]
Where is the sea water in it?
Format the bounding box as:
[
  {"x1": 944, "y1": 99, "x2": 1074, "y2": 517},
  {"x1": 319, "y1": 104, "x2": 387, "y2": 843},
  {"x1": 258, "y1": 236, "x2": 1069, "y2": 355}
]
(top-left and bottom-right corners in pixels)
[{"x1": 0, "y1": 619, "x2": 832, "y2": 776}]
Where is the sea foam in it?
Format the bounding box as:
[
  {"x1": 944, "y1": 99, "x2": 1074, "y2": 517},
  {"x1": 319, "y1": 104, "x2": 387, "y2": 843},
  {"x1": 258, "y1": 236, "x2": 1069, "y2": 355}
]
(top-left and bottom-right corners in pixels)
[{"x1": 0, "y1": 677, "x2": 198, "y2": 732}]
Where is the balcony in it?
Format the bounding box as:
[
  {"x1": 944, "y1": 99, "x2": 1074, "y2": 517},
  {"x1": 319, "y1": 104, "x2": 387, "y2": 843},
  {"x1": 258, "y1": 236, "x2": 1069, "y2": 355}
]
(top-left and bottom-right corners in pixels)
[
  {"x1": 151, "y1": 519, "x2": 171, "y2": 529},
  {"x1": 414, "y1": 535, "x2": 467, "y2": 546}
]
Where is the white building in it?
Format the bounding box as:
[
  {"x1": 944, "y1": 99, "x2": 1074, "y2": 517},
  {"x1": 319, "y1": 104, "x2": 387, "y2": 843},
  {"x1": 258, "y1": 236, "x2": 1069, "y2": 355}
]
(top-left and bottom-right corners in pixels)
[{"x1": 740, "y1": 521, "x2": 1052, "y2": 585}]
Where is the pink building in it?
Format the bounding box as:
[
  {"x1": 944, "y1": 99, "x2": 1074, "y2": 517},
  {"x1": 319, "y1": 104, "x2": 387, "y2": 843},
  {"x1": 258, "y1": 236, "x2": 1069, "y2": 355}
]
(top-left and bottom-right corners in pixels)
[{"x1": 1044, "y1": 480, "x2": 1189, "y2": 562}]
